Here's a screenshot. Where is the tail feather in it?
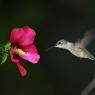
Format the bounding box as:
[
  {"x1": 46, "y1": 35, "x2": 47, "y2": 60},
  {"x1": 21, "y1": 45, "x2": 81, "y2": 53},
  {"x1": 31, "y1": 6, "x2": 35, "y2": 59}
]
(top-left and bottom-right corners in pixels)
[
  {"x1": 89, "y1": 55, "x2": 95, "y2": 61},
  {"x1": 81, "y1": 48, "x2": 95, "y2": 61}
]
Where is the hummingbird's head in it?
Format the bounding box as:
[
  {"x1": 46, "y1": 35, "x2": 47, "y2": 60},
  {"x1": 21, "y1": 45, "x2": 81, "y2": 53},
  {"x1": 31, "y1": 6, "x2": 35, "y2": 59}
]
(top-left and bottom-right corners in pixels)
[
  {"x1": 46, "y1": 39, "x2": 68, "y2": 51},
  {"x1": 55, "y1": 39, "x2": 68, "y2": 49}
]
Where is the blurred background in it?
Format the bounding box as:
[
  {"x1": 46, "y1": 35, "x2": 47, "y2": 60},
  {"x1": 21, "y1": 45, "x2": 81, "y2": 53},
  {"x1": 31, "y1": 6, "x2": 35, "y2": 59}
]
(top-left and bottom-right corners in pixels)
[{"x1": 0, "y1": 0, "x2": 95, "y2": 95}]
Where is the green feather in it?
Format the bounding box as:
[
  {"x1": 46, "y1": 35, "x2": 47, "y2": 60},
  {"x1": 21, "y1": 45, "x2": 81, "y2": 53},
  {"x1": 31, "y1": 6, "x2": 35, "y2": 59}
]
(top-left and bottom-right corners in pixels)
[{"x1": 81, "y1": 48, "x2": 95, "y2": 60}]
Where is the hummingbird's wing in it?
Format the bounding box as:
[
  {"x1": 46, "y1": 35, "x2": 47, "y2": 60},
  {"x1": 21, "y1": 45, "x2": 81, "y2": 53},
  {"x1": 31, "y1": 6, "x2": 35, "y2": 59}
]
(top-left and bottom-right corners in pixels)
[{"x1": 75, "y1": 27, "x2": 95, "y2": 48}]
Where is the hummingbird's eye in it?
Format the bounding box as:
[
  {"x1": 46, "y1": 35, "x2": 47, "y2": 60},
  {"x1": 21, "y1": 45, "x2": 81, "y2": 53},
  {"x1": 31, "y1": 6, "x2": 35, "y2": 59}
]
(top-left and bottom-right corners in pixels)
[
  {"x1": 55, "y1": 40, "x2": 67, "y2": 46},
  {"x1": 57, "y1": 41, "x2": 63, "y2": 45},
  {"x1": 58, "y1": 41, "x2": 62, "y2": 44},
  {"x1": 56, "y1": 40, "x2": 67, "y2": 46}
]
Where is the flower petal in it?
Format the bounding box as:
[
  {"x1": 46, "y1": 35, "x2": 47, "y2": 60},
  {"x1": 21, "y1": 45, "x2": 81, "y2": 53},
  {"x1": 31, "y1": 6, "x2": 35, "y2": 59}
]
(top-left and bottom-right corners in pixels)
[
  {"x1": 10, "y1": 26, "x2": 36, "y2": 47},
  {"x1": 18, "y1": 26, "x2": 36, "y2": 47},
  {"x1": 10, "y1": 47, "x2": 20, "y2": 63},
  {"x1": 21, "y1": 53, "x2": 40, "y2": 64},
  {"x1": 10, "y1": 28, "x2": 24, "y2": 44},
  {"x1": 22, "y1": 44, "x2": 38, "y2": 53},
  {"x1": 19, "y1": 44, "x2": 40, "y2": 64},
  {"x1": 10, "y1": 47, "x2": 27, "y2": 77},
  {"x1": 16, "y1": 62, "x2": 27, "y2": 77}
]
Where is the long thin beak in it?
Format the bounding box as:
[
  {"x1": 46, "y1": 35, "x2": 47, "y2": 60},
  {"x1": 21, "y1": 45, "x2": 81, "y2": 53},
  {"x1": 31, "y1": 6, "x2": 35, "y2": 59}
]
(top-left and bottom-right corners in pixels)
[
  {"x1": 45, "y1": 46, "x2": 54, "y2": 51},
  {"x1": 45, "y1": 44, "x2": 58, "y2": 51}
]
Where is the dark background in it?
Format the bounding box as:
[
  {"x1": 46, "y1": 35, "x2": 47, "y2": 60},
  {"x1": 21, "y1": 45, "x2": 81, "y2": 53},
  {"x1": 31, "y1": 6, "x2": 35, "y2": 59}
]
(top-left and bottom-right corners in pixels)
[{"x1": 0, "y1": 0, "x2": 95, "y2": 95}]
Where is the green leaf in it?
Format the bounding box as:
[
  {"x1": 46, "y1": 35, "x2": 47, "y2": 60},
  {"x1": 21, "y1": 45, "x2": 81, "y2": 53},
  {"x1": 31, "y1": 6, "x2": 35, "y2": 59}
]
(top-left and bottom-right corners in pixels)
[
  {"x1": 1, "y1": 53, "x2": 8, "y2": 64},
  {"x1": 4, "y1": 42, "x2": 11, "y2": 51}
]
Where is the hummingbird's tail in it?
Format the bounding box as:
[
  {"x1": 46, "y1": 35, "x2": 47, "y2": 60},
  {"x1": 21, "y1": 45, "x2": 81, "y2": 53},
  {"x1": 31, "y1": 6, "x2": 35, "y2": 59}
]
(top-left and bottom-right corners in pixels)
[
  {"x1": 88, "y1": 55, "x2": 95, "y2": 61},
  {"x1": 83, "y1": 49, "x2": 95, "y2": 61}
]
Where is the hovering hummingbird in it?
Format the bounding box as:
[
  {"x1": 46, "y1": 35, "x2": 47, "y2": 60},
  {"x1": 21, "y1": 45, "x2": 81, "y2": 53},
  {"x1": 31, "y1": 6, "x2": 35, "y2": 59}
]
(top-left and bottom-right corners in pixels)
[{"x1": 46, "y1": 27, "x2": 95, "y2": 60}]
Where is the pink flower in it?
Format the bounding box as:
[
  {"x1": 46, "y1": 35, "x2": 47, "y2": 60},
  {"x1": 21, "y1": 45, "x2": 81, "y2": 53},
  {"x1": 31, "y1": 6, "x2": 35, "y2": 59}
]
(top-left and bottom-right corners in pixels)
[{"x1": 10, "y1": 26, "x2": 40, "y2": 77}]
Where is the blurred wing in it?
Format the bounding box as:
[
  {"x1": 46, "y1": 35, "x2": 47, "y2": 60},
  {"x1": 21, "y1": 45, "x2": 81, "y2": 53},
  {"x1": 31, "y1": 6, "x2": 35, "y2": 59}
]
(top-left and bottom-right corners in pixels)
[{"x1": 75, "y1": 27, "x2": 95, "y2": 48}]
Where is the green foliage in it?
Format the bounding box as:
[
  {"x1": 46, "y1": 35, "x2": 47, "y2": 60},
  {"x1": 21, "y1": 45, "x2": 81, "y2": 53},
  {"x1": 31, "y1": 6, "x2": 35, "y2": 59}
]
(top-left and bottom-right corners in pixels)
[
  {"x1": 0, "y1": 42, "x2": 11, "y2": 64},
  {"x1": 4, "y1": 42, "x2": 11, "y2": 51},
  {"x1": 1, "y1": 53, "x2": 8, "y2": 64}
]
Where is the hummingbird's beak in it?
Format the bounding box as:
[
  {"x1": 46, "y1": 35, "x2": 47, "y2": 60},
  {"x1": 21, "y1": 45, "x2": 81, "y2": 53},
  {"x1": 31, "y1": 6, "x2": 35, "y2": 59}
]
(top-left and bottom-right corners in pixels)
[
  {"x1": 45, "y1": 46, "x2": 55, "y2": 51},
  {"x1": 54, "y1": 43, "x2": 58, "y2": 47},
  {"x1": 53, "y1": 42, "x2": 58, "y2": 47},
  {"x1": 45, "y1": 43, "x2": 58, "y2": 51}
]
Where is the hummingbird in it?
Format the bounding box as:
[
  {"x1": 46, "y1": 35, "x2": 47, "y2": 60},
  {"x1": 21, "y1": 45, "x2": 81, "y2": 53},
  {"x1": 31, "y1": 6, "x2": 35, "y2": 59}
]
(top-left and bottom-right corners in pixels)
[{"x1": 46, "y1": 27, "x2": 95, "y2": 60}]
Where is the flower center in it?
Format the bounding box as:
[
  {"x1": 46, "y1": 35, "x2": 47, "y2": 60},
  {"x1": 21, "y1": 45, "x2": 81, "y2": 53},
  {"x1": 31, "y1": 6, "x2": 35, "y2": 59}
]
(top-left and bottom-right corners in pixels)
[{"x1": 15, "y1": 48, "x2": 29, "y2": 56}]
